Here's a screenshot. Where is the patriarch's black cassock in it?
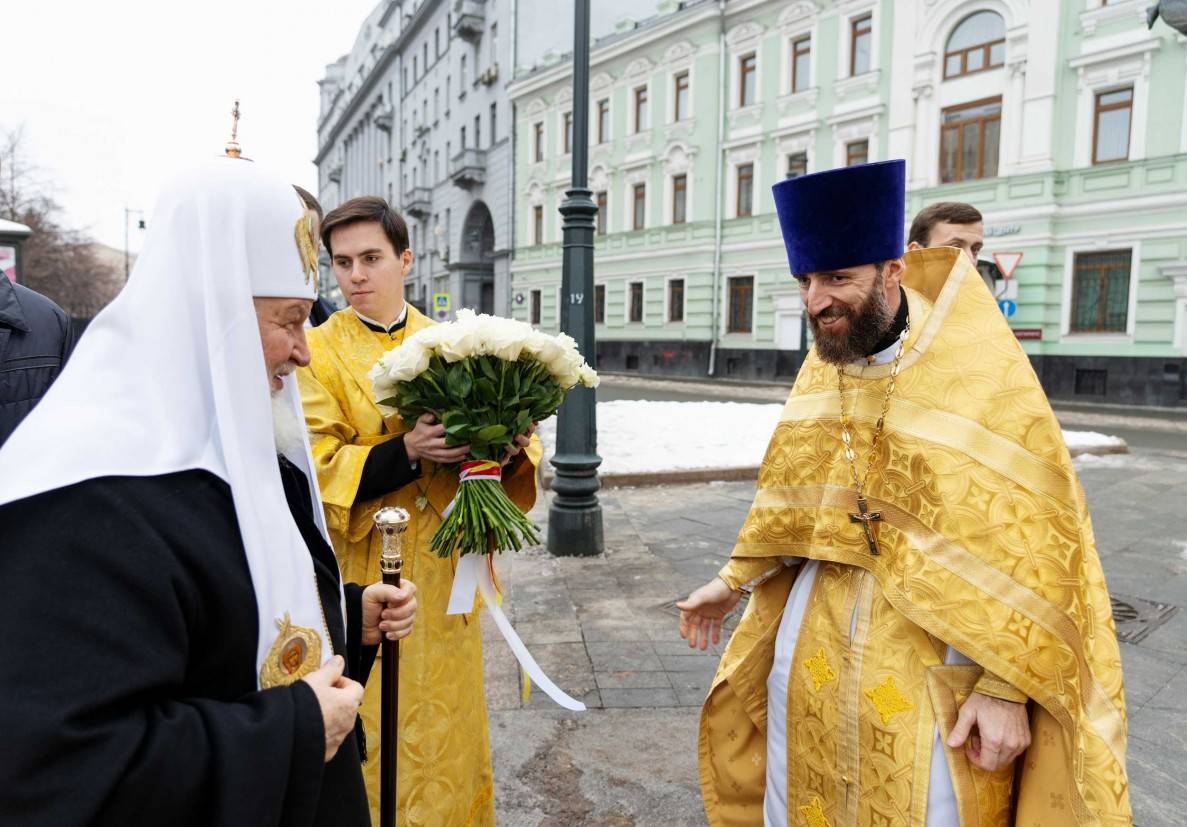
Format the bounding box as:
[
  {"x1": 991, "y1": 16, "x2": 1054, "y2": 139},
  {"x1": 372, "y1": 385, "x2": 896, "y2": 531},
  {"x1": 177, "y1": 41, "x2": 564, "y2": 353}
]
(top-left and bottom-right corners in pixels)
[{"x1": 0, "y1": 457, "x2": 376, "y2": 827}]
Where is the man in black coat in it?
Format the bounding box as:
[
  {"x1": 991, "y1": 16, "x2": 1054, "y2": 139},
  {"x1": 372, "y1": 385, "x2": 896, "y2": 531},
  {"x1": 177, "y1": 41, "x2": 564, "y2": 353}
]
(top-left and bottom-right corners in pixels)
[
  {"x1": 0, "y1": 153, "x2": 417, "y2": 826},
  {"x1": 0, "y1": 274, "x2": 74, "y2": 445}
]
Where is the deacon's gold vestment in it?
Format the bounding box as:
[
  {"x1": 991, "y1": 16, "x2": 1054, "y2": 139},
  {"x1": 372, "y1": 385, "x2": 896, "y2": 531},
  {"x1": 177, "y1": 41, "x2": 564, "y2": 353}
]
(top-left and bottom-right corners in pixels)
[
  {"x1": 298, "y1": 305, "x2": 541, "y2": 826},
  {"x1": 700, "y1": 248, "x2": 1130, "y2": 827}
]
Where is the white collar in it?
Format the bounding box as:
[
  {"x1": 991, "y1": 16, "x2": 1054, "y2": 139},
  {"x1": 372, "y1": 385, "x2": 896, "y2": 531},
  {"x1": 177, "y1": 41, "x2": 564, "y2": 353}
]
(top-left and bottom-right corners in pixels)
[
  {"x1": 858, "y1": 337, "x2": 903, "y2": 367},
  {"x1": 354, "y1": 303, "x2": 408, "y2": 333}
]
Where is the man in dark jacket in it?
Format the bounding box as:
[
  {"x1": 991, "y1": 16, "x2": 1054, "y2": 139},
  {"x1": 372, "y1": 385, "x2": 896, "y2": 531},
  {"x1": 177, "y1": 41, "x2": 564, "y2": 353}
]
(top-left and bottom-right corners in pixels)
[{"x1": 0, "y1": 275, "x2": 74, "y2": 445}]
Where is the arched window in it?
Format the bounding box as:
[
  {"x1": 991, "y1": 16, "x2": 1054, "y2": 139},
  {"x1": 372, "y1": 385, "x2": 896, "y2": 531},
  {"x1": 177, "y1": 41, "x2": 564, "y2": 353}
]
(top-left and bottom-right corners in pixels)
[{"x1": 943, "y1": 11, "x2": 1006, "y2": 79}]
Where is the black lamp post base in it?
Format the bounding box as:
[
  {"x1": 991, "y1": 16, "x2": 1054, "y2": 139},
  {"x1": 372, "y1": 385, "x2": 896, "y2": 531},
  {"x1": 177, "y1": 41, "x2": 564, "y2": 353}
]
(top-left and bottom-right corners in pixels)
[{"x1": 547, "y1": 501, "x2": 604, "y2": 557}]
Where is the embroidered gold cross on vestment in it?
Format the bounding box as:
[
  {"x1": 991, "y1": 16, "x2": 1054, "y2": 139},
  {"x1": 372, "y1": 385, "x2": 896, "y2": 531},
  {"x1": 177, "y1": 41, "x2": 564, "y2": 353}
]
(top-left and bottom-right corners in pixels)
[{"x1": 849, "y1": 494, "x2": 882, "y2": 556}]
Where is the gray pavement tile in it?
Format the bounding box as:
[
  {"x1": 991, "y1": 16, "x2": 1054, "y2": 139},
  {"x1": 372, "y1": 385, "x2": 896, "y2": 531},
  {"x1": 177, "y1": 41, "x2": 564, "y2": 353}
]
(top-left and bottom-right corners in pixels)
[
  {"x1": 675, "y1": 686, "x2": 711, "y2": 707},
  {"x1": 659, "y1": 653, "x2": 723, "y2": 673},
  {"x1": 1126, "y1": 733, "x2": 1187, "y2": 826},
  {"x1": 594, "y1": 670, "x2": 673, "y2": 690},
  {"x1": 669, "y1": 671, "x2": 716, "y2": 692},
  {"x1": 599, "y1": 687, "x2": 680, "y2": 708},
  {"x1": 511, "y1": 620, "x2": 585, "y2": 645},
  {"x1": 587, "y1": 645, "x2": 664, "y2": 673},
  {"x1": 1119, "y1": 642, "x2": 1184, "y2": 710}
]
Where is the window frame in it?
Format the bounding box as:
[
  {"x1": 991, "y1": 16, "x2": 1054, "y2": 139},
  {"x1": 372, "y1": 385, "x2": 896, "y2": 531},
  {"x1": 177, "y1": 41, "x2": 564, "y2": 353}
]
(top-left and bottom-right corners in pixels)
[
  {"x1": 938, "y1": 95, "x2": 1002, "y2": 183},
  {"x1": 595, "y1": 190, "x2": 608, "y2": 236},
  {"x1": 738, "y1": 52, "x2": 757, "y2": 107},
  {"x1": 726, "y1": 275, "x2": 755, "y2": 334},
  {"x1": 532, "y1": 205, "x2": 544, "y2": 245},
  {"x1": 597, "y1": 98, "x2": 610, "y2": 144},
  {"x1": 786, "y1": 151, "x2": 808, "y2": 178},
  {"x1": 736, "y1": 162, "x2": 754, "y2": 217},
  {"x1": 1069, "y1": 249, "x2": 1134, "y2": 334},
  {"x1": 673, "y1": 71, "x2": 690, "y2": 122},
  {"x1": 530, "y1": 289, "x2": 542, "y2": 325},
  {"x1": 667, "y1": 277, "x2": 685, "y2": 323},
  {"x1": 632, "y1": 182, "x2": 647, "y2": 231},
  {"x1": 627, "y1": 280, "x2": 645, "y2": 324},
  {"x1": 594, "y1": 284, "x2": 606, "y2": 324},
  {"x1": 849, "y1": 14, "x2": 873, "y2": 77},
  {"x1": 1092, "y1": 86, "x2": 1133, "y2": 165},
  {"x1": 633, "y1": 85, "x2": 649, "y2": 133},
  {"x1": 790, "y1": 36, "x2": 811, "y2": 94},
  {"x1": 846, "y1": 139, "x2": 869, "y2": 167},
  {"x1": 533, "y1": 121, "x2": 544, "y2": 162},
  {"x1": 563, "y1": 110, "x2": 573, "y2": 155},
  {"x1": 672, "y1": 174, "x2": 687, "y2": 225}
]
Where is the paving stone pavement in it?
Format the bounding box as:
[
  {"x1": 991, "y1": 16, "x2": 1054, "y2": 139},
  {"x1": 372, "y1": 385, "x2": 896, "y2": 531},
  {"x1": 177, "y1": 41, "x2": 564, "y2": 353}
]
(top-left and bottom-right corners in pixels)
[{"x1": 483, "y1": 447, "x2": 1187, "y2": 826}]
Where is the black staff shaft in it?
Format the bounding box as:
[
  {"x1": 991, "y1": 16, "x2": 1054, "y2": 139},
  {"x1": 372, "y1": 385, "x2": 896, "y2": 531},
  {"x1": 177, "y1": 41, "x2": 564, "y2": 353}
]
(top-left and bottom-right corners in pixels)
[{"x1": 379, "y1": 566, "x2": 401, "y2": 827}]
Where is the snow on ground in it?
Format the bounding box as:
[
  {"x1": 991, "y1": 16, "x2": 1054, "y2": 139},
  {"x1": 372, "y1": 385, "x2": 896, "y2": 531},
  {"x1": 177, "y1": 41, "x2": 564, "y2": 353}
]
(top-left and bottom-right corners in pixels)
[{"x1": 537, "y1": 399, "x2": 1125, "y2": 476}]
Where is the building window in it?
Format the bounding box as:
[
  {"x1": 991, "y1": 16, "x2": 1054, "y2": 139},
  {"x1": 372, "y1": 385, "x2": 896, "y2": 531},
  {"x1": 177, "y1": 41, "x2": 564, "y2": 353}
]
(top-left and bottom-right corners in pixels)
[
  {"x1": 563, "y1": 111, "x2": 573, "y2": 154},
  {"x1": 736, "y1": 163, "x2": 754, "y2": 217},
  {"x1": 727, "y1": 276, "x2": 754, "y2": 333},
  {"x1": 940, "y1": 97, "x2": 1001, "y2": 182},
  {"x1": 530, "y1": 289, "x2": 542, "y2": 325},
  {"x1": 850, "y1": 14, "x2": 872, "y2": 76},
  {"x1": 846, "y1": 140, "x2": 869, "y2": 167},
  {"x1": 460, "y1": 54, "x2": 467, "y2": 89},
  {"x1": 460, "y1": 125, "x2": 467, "y2": 150},
  {"x1": 674, "y1": 71, "x2": 689, "y2": 121},
  {"x1": 435, "y1": 28, "x2": 441, "y2": 57},
  {"x1": 634, "y1": 86, "x2": 649, "y2": 132},
  {"x1": 668, "y1": 278, "x2": 685, "y2": 322},
  {"x1": 490, "y1": 102, "x2": 497, "y2": 143},
  {"x1": 943, "y1": 11, "x2": 1005, "y2": 80},
  {"x1": 533, "y1": 205, "x2": 544, "y2": 245},
  {"x1": 597, "y1": 98, "x2": 610, "y2": 143},
  {"x1": 628, "y1": 281, "x2": 644, "y2": 323},
  {"x1": 672, "y1": 174, "x2": 687, "y2": 224},
  {"x1": 1093, "y1": 87, "x2": 1133, "y2": 165},
  {"x1": 596, "y1": 190, "x2": 607, "y2": 235},
  {"x1": 632, "y1": 183, "x2": 646, "y2": 230},
  {"x1": 791, "y1": 36, "x2": 811, "y2": 93},
  {"x1": 595, "y1": 284, "x2": 605, "y2": 323},
  {"x1": 474, "y1": 114, "x2": 481, "y2": 149},
  {"x1": 786, "y1": 152, "x2": 808, "y2": 178},
  {"x1": 533, "y1": 122, "x2": 544, "y2": 162},
  {"x1": 1071, "y1": 250, "x2": 1132, "y2": 333},
  {"x1": 739, "y1": 53, "x2": 757, "y2": 107}
]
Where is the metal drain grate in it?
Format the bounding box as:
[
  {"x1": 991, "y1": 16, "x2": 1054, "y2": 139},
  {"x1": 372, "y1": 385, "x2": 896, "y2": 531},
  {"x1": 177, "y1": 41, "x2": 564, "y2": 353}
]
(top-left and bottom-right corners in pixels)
[{"x1": 1110, "y1": 594, "x2": 1179, "y2": 645}]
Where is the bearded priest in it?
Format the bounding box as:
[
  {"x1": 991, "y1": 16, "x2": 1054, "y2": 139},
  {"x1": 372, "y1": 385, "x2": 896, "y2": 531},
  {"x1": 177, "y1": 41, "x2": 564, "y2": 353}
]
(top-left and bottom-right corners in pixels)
[
  {"x1": 677, "y1": 160, "x2": 1130, "y2": 827},
  {"x1": 0, "y1": 154, "x2": 417, "y2": 826},
  {"x1": 297, "y1": 196, "x2": 542, "y2": 825}
]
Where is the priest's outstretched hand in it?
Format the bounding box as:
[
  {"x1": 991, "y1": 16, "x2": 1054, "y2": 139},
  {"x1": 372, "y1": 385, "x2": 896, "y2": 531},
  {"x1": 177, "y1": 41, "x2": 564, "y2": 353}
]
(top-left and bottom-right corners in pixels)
[
  {"x1": 946, "y1": 691, "x2": 1032, "y2": 771},
  {"x1": 677, "y1": 577, "x2": 743, "y2": 650},
  {"x1": 361, "y1": 579, "x2": 419, "y2": 644},
  {"x1": 302, "y1": 656, "x2": 366, "y2": 762}
]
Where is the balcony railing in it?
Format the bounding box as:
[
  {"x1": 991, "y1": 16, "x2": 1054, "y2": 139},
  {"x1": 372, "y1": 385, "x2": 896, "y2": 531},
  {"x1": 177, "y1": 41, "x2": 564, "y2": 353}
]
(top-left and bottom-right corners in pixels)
[
  {"x1": 403, "y1": 187, "x2": 432, "y2": 218},
  {"x1": 449, "y1": 148, "x2": 486, "y2": 188}
]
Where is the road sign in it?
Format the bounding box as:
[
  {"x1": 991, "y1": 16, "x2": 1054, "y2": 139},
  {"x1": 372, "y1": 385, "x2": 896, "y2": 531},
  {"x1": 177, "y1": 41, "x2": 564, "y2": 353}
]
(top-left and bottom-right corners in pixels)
[
  {"x1": 992, "y1": 251, "x2": 1023, "y2": 280},
  {"x1": 994, "y1": 279, "x2": 1019, "y2": 301},
  {"x1": 514, "y1": 292, "x2": 525, "y2": 305},
  {"x1": 1013, "y1": 328, "x2": 1042, "y2": 340},
  {"x1": 433, "y1": 292, "x2": 451, "y2": 311},
  {"x1": 998, "y1": 299, "x2": 1017, "y2": 318}
]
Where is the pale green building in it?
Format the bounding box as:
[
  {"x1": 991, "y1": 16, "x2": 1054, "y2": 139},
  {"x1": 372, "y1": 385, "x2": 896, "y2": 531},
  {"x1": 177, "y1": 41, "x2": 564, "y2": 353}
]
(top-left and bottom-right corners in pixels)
[{"x1": 508, "y1": 0, "x2": 1187, "y2": 406}]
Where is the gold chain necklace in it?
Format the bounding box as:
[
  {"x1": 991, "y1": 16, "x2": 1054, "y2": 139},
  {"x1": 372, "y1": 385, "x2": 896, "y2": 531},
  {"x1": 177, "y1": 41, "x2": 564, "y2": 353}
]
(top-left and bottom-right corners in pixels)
[{"x1": 836, "y1": 324, "x2": 909, "y2": 556}]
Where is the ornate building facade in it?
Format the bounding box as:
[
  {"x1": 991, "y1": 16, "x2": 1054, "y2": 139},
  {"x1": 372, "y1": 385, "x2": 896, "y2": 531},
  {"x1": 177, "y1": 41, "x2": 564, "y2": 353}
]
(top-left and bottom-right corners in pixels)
[{"x1": 507, "y1": 0, "x2": 1187, "y2": 405}]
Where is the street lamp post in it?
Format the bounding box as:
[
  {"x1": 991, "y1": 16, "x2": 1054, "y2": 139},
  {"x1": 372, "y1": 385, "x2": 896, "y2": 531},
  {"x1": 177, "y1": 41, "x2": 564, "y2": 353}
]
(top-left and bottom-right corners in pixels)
[{"x1": 547, "y1": 0, "x2": 603, "y2": 557}]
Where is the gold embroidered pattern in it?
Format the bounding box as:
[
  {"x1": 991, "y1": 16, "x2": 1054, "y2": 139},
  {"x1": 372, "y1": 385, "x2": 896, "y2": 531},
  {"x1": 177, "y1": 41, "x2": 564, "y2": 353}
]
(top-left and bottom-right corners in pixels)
[
  {"x1": 799, "y1": 796, "x2": 831, "y2": 827},
  {"x1": 294, "y1": 200, "x2": 320, "y2": 291},
  {"x1": 804, "y1": 647, "x2": 836, "y2": 692},
  {"x1": 865, "y1": 675, "x2": 913, "y2": 725},
  {"x1": 259, "y1": 613, "x2": 321, "y2": 688}
]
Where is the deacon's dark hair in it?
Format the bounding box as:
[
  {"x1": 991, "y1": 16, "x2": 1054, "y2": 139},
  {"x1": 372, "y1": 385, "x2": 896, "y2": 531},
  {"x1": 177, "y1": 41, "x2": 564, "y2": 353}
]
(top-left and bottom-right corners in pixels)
[
  {"x1": 320, "y1": 196, "x2": 410, "y2": 257},
  {"x1": 293, "y1": 185, "x2": 323, "y2": 220},
  {"x1": 907, "y1": 201, "x2": 983, "y2": 247}
]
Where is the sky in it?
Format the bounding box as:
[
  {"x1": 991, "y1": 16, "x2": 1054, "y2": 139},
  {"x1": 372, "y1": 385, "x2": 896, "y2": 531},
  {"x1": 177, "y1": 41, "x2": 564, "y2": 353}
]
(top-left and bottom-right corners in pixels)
[{"x1": 1, "y1": 0, "x2": 379, "y2": 253}]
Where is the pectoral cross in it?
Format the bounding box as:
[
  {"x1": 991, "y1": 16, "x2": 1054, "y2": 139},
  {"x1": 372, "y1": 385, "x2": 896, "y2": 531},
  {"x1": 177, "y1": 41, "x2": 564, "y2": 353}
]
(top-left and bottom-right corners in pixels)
[
  {"x1": 849, "y1": 495, "x2": 882, "y2": 556},
  {"x1": 225, "y1": 99, "x2": 243, "y2": 158}
]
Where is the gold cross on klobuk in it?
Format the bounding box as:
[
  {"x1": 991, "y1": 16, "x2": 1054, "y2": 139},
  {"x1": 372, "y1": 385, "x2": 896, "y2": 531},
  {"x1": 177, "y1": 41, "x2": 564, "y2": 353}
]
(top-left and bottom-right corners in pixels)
[{"x1": 850, "y1": 495, "x2": 882, "y2": 556}]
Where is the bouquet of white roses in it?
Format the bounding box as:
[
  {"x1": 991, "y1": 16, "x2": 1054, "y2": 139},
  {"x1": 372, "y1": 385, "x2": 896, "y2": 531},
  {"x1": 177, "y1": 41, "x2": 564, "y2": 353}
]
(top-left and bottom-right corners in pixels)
[{"x1": 369, "y1": 309, "x2": 598, "y2": 559}]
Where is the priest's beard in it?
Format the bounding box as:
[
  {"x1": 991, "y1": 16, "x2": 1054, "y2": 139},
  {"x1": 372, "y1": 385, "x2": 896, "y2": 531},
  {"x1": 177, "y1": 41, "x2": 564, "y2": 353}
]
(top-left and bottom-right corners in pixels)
[
  {"x1": 271, "y1": 388, "x2": 306, "y2": 457},
  {"x1": 809, "y1": 266, "x2": 894, "y2": 365}
]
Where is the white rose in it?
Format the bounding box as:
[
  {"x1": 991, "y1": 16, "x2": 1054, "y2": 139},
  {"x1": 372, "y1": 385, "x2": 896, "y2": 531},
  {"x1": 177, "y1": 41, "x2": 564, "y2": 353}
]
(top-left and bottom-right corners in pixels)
[
  {"x1": 438, "y1": 325, "x2": 478, "y2": 362},
  {"x1": 532, "y1": 336, "x2": 566, "y2": 375},
  {"x1": 385, "y1": 341, "x2": 431, "y2": 382},
  {"x1": 578, "y1": 364, "x2": 600, "y2": 388}
]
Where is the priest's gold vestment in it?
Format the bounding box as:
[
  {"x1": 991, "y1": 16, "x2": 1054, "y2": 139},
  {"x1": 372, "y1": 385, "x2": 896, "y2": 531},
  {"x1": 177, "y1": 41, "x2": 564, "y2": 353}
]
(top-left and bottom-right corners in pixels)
[
  {"x1": 298, "y1": 305, "x2": 541, "y2": 826},
  {"x1": 699, "y1": 248, "x2": 1130, "y2": 826}
]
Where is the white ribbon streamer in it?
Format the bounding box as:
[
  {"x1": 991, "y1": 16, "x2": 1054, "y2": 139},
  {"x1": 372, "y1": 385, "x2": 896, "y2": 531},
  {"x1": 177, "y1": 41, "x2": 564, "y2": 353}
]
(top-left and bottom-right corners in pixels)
[{"x1": 447, "y1": 555, "x2": 587, "y2": 712}]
